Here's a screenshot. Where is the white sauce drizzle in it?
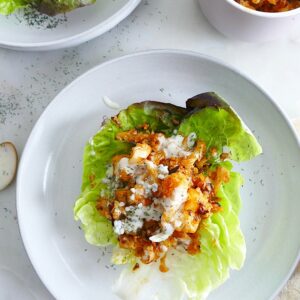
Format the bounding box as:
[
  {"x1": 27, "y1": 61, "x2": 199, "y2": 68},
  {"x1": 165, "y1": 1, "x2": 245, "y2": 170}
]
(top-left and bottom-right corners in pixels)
[
  {"x1": 158, "y1": 135, "x2": 191, "y2": 158},
  {"x1": 114, "y1": 204, "x2": 162, "y2": 235},
  {"x1": 102, "y1": 96, "x2": 121, "y2": 110},
  {"x1": 150, "y1": 180, "x2": 189, "y2": 242},
  {"x1": 187, "y1": 132, "x2": 197, "y2": 148}
]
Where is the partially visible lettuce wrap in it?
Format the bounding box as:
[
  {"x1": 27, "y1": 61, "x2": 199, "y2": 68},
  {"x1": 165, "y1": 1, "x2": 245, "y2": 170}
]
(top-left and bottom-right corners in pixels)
[
  {"x1": 0, "y1": 0, "x2": 95, "y2": 15},
  {"x1": 34, "y1": 0, "x2": 95, "y2": 16},
  {"x1": 74, "y1": 92, "x2": 262, "y2": 299},
  {"x1": 0, "y1": 0, "x2": 28, "y2": 15}
]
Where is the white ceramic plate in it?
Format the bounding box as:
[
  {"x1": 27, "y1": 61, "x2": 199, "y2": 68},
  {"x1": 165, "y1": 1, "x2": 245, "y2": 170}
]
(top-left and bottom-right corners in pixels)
[
  {"x1": 0, "y1": 0, "x2": 141, "y2": 51},
  {"x1": 17, "y1": 50, "x2": 300, "y2": 300}
]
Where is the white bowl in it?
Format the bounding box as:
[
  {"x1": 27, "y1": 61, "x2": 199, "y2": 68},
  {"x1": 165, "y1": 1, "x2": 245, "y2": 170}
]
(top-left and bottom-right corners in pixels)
[{"x1": 199, "y1": 0, "x2": 300, "y2": 42}]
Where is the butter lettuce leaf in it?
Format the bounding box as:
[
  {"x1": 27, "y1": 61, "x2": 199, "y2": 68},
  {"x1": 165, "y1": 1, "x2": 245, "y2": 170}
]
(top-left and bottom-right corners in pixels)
[
  {"x1": 74, "y1": 119, "x2": 130, "y2": 246},
  {"x1": 179, "y1": 92, "x2": 262, "y2": 162},
  {"x1": 116, "y1": 101, "x2": 186, "y2": 135},
  {"x1": 0, "y1": 0, "x2": 28, "y2": 15}
]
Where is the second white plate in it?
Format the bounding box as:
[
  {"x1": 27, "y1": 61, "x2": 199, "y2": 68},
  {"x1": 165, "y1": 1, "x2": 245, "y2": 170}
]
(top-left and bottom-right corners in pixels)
[
  {"x1": 0, "y1": 0, "x2": 141, "y2": 51},
  {"x1": 17, "y1": 50, "x2": 300, "y2": 300}
]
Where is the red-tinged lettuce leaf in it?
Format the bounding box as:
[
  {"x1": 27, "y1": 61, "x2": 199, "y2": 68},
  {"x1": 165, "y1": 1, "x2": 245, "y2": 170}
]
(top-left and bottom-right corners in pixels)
[{"x1": 179, "y1": 92, "x2": 262, "y2": 162}]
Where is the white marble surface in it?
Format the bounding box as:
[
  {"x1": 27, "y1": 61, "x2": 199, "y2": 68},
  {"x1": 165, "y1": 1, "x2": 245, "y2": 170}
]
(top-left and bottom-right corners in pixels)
[{"x1": 0, "y1": 0, "x2": 299, "y2": 299}]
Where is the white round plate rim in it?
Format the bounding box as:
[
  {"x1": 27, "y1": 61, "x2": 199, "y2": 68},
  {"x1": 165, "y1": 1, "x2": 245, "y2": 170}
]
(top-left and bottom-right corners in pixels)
[
  {"x1": 17, "y1": 49, "x2": 300, "y2": 299},
  {"x1": 0, "y1": 0, "x2": 141, "y2": 51}
]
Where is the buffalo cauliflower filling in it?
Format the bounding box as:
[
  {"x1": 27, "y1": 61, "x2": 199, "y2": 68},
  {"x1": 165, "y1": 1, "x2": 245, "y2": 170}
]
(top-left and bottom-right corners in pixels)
[
  {"x1": 235, "y1": 0, "x2": 300, "y2": 12},
  {"x1": 96, "y1": 128, "x2": 230, "y2": 272}
]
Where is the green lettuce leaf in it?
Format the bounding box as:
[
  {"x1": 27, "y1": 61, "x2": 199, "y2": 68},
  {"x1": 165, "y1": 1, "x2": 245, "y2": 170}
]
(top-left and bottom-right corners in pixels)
[
  {"x1": 179, "y1": 92, "x2": 262, "y2": 162},
  {"x1": 0, "y1": 0, "x2": 28, "y2": 15},
  {"x1": 74, "y1": 119, "x2": 130, "y2": 246},
  {"x1": 116, "y1": 101, "x2": 186, "y2": 135},
  {"x1": 112, "y1": 247, "x2": 136, "y2": 265}
]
